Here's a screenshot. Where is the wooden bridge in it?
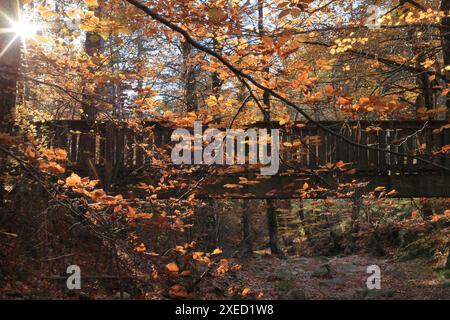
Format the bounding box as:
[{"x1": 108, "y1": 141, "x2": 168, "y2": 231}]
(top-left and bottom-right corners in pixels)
[{"x1": 38, "y1": 120, "x2": 450, "y2": 199}]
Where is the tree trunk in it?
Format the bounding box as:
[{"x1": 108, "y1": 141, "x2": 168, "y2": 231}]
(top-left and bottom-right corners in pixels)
[
  {"x1": 351, "y1": 197, "x2": 361, "y2": 234},
  {"x1": 266, "y1": 199, "x2": 282, "y2": 256},
  {"x1": 181, "y1": 41, "x2": 198, "y2": 113},
  {"x1": 211, "y1": 37, "x2": 222, "y2": 96},
  {"x1": 81, "y1": 3, "x2": 104, "y2": 185},
  {"x1": 242, "y1": 200, "x2": 253, "y2": 253},
  {"x1": 258, "y1": 0, "x2": 271, "y2": 122},
  {"x1": 0, "y1": 0, "x2": 21, "y2": 205},
  {"x1": 258, "y1": 0, "x2": 280, "y2": 255},
  {"x1": 441, "y1": 0, "x2": 450, "y2": 119},
  {"x1": 0, "y1": 0, "x2": 20, "y2": 132}
]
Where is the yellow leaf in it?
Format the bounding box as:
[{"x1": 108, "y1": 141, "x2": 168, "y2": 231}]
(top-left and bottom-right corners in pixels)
[
  {"x1": 206, "y1": 96, "x2": 218, "y2": 107},
  {"x1": 224, "y1": 184, "x2": 243, "y2": 189},
  {"x1": 65, "y1": 173, "x2": 81, "y2": 187},
  {"x1": 212, "y1": 248, "x2": 222, "y2": 255},
  {"x1": 35, "y1": 35, "x2": 51, "y2": 44},
  {"x1": 84, "y1": 0, "x2": 98, "y2": 7}
]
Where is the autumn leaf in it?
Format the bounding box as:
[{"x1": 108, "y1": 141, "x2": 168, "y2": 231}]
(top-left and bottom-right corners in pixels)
[
  {"x1": 25, "y1": 146, "x2": 37, "y2": 161},
  {"x1": 165, "y1": 262, "x2": 180, "y2": 274},
  {"x1": 0, "y1": 133, "x2": 15, "y2": 146},
  {"x1": 224, "y1": 184, "x2": 243, "y2": 189},
  {"x1": 386, "y1": 189, "x2": 397, "y2": 196},
  {"x1": 337, "y1": 97, "x2": 351, "y2": 106},
  {"x1": 241, "y1": 288, "x2": 251, "y2": 296},
  {"x1": 39, "y1": 161, "x2": 65, "y2": 174},
  {"x1": 431, "y1": 215, "x2": 441, "y2": 222},
  {"x1": 65, "y1": 173, "x2": 81, "y2": 187},
  {"x1": 84, "y1": 0, "x2": 98, "y2": 7},
  {"x1": 135, "y1": 243, "x2": 146, "y2": 253},
  {"x1": 180, "y1": 270, "x2": 193, "y2": 277},
  {"x1": 54, "y1": 149, "x2": 68, "y2": 161},
  {"x1": 127, "y1": 206, "x2": 137, "y2": 218},
  {"x1": 169, "y1": 284, "x2": 193, "y2": 298},
  {"x1": 192, "y1": 252, "x2": 204, "y2": 260},
  {"x1": 207, "y1": 8, "x2": 227, "y2": 23},
  {"x1": 211, "y1": 248, "x2": 222, "y2": 255},
  {"x1": 91, "y1": 189, "x2": 106, "y2": 200}
]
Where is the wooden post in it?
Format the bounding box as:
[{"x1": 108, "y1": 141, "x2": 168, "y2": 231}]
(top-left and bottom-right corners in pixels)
[
  {"x1": 242, "y1": 200, "x2": 253, "y2": 254},
  {"x1": 266, "y1": 199, "x2": 282, "y2": 256}
]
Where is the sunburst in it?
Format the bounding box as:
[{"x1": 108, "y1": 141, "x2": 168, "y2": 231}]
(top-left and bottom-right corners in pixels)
[{"x1": 0, "y1": 4, "x2": 41, "y2": 58}]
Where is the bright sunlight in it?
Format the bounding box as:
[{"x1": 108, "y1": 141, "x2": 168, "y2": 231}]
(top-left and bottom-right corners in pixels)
[{"x1": 0, "y1": 8, "x2": 41, "y2": 57}]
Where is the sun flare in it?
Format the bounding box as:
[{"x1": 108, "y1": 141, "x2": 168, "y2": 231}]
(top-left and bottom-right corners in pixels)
[
  {"x1": 11, "y1": 16, "x2": 40, "y2": 40},
  {"x1": 0, "y1": 9, "x2": 41, "y2": 57}
]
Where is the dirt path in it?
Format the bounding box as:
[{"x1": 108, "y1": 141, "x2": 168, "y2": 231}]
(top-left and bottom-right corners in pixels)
[{"x1": 225, "y1": 254, "x2": 450, "y2": 300}]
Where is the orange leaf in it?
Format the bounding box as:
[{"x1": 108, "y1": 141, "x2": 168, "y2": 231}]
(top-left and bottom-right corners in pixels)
[
  {"x1": 324, "y1": 84, "x2": 334, "y2": 95},
  {"x1": 135, "y1": 243, "x2": 146, "y2": 253},
  {"x1": 165, "y1": 262, "x2": 179, "y2": 274},
  {"x1": 65, "y1": 173, "x2": 81, "y2": 187},
  {"x1": 169, "y1": 284, "x2": 193, "y2": 298},
  {"x1": 241, "y1": 288, "x2": 251, "y2": 296},
  {"x1": 91, "y1": 189, "x2": 105, "y2": 200},
  {"x1": 25, "y1": 146, "x2": 36, "y2": 160},
  {"x1": 0, "y1": 133, "x2": 15, "y2": 146},
  {"x1": 84, "y1": 0, "x2": 98, "y2": 7},
  {"x1": 54, "y1": 148, "x2": 68, "y2": 160},
  {"x1": 180, "y1": 270, "x2": 193, "y2": 277}
]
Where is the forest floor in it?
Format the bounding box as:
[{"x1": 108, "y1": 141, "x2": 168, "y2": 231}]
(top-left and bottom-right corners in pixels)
[{"x1": 213, "y1": 254, "x2": 450, "y2": 300}]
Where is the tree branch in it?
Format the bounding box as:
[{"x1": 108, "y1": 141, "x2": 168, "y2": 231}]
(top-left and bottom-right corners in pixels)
[{"x1": 124, "y1": 0, "x2": 450, "y2": 172}]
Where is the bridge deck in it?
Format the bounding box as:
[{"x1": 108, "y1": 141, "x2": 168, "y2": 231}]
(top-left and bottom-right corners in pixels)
[{"x1": 36, "y1": 120, "x2": 450, "y2": 198}]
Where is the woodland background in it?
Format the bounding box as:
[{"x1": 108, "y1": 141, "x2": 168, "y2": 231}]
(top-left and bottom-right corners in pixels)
[{"x1": 0, "y1": 0, "x2": 449, "y2": 299}]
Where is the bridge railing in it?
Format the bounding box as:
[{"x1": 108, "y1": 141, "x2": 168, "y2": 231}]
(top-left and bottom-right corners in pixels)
[{"x1": 36, "y1": 120, "x2": 450, "y2": 176}]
